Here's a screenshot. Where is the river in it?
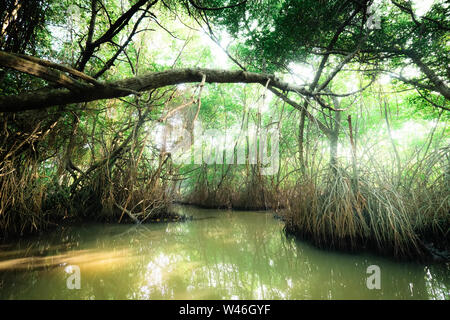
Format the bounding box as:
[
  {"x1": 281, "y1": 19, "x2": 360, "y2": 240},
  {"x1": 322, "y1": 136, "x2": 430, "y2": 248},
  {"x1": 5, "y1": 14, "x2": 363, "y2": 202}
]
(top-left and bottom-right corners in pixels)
[{"x1": 0, "y1": 205, "x2": 448, "y2": 299}]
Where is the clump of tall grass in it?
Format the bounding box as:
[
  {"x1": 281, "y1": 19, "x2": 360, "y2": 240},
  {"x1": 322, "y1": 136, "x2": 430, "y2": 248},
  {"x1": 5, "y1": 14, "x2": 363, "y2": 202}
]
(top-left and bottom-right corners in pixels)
[
  {"x1": 282, "y1": 145, "x2": 450, "y2": 259},
  {"x1": 0, "y1": 146, "x2": 179, "y2": 239},
  {"x1": 284, "y1": 169, "x2": 420, "y2": 257},
  {"x1": 0, "y1": 158, "x2": 70, "y2": 239},
  {"x1": 70, "y1": 154, "x2": 177, "y2": 224},
  {"x1": 185, "y1": 165, "x2": 281, "y2": 210},
  {"x1": 402, "y1": 147, "x2": 450, "y2": 244}
]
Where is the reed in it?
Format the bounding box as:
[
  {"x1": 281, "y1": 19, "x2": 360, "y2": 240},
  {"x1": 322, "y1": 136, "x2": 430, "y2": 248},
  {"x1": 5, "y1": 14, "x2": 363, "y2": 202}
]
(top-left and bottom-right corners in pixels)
[{"x1": 185, "y1": 165, "x2": 281, "y2": 210}]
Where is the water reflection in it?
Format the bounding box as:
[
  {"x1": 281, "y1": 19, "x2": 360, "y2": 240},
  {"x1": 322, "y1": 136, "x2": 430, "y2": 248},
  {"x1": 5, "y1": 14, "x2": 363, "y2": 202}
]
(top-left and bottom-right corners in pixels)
[{"x1": 0, "y1": 205, "x2": 448, "y2": 300}]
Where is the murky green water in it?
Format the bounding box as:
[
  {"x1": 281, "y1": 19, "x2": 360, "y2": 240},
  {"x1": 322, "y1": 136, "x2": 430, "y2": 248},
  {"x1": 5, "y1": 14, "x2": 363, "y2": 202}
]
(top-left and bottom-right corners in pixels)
[{"x1": 0, "y1": 205, "x2": 448, "y2": 300}]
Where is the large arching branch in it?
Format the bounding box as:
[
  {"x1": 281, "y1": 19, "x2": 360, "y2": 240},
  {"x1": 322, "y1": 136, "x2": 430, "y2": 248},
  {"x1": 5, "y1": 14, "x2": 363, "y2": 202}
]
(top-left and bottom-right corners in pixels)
[{"x1": 0, "y1": 53, "x2": 313, "y2": 112}]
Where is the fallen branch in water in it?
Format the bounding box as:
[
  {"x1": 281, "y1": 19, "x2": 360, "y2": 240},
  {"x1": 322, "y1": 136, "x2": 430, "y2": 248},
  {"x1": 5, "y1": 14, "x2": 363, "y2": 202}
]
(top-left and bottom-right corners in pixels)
[{"x1": 114, "y1": 202, "x2": 141, "y2": 224}]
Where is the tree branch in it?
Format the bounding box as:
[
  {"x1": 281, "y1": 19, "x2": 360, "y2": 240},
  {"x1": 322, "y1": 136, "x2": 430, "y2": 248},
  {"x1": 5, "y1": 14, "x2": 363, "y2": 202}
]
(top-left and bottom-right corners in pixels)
[
  {"x1": 0, "y1": 66, "x2": 312, "y2": 112},
  {"x1": 188, "y1": 0, "x2": 247, "y2": 11}
]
